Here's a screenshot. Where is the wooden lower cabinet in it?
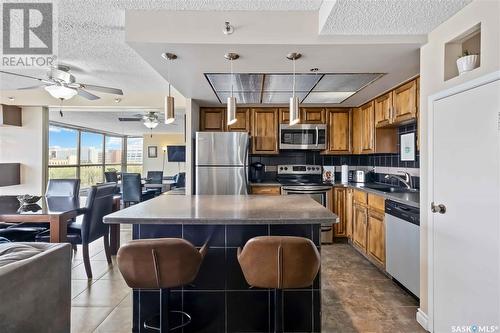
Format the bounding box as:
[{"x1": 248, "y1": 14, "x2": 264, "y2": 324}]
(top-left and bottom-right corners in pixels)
[
  {"x1": 333, "y1": 188, "x2": 347, "y2": 237},
  {"x1": 352, "y1": 202, "x2": 368, "y2": 250},
  {"x1": 367, "y1": 209, "x2": 386, "y2": 267},
  {"x1": 345, "y1": 188, "x2": 353, "y2": 239},
  {"x1": 250, "y1": 185, "x2": 281, "y2": 195}
]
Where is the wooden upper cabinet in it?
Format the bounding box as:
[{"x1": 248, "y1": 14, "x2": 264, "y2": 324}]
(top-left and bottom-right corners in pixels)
[
  {"x1": 367, "y1": 209, "x2": 386, "y2": 266},
  {"x1": 392, "y1": 79, "x2": 417, "y2": 125},
  {"x1": 279, "y1": 108, "x2": 290, "y2": 124},
  {"x1": 326, "y1": 108, "x2": 351, "y2": 154},
  {"x1": 251, "y1": 108, "x2": 279, "y2": 155},
  {"x1": 374, "y1": 92, "x2": 393, "y2": 128},
  {"x1": 200, "y1": 108, "x2": 225, "y2": 131},
  {"x1": 360, "y1": 101, "x2": 375, "y2": 153},
  {"x1": 301, "y1": 108, "x2": 326, "y2": 124},
  {"x1": 352, "y1": 107, "x2": 362, "y2": 155},
  {"x1": 227, "y1": 108, "x2": 250, "y2": 132}
]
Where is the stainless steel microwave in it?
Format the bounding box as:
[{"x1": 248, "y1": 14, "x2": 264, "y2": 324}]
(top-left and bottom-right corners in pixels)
[{"x1": 279, "y1": 124, "x2": 327, "y2": 150}]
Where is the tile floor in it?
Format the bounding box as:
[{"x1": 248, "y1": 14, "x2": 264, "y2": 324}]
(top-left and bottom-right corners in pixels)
[{"x1": 71, "y1": 232, "x2": 424, "y2": 333}]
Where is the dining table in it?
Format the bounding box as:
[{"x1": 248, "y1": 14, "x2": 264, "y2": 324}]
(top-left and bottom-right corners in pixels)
[{"x1": 0, "y1": 195, "x2": 122, "y2": 254}]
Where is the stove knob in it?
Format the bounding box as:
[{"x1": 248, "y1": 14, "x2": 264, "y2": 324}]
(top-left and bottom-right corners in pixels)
[
  {"x1": 307, "y1": 167, "x2": 311, "y2": 170},
  {"x1": 284, "y1": 167, "x2": 288, "y2": 171},
  {"x1": 279, "y1": 167, "x2": 283, "y2": 170}
]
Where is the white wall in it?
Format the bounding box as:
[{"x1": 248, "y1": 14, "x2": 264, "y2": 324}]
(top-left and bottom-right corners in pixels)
[
  {"x1": 185, "y1": 98, "x2": 199, "y2": 195},
  {"x1": 0, "y1": 106, "x2": 48, "y2": 195},
  {"x1": 142, "y1": 133, "x2": 186, "y2": 176},
  {"x1": 419, "y1": 0, "x2": 500, "y2": 319}
]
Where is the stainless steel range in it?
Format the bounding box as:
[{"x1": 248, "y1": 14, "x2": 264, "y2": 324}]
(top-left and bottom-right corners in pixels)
[{"x1": 277, "y1": 164, "x2": 334, "y2": 244}]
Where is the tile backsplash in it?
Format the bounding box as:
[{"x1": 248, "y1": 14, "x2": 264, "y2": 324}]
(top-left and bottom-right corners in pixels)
[{"x1": 249, "y1": 123, "x2": 420, "y2": 187}]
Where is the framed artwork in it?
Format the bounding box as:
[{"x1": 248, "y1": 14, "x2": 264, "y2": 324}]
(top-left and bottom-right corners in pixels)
[
  {"x1": 148, "y1": 146, "x2": 158, "y2": 158},
  {"x1": 400, "y1": 132, "x2": 415, "y2": 161}
]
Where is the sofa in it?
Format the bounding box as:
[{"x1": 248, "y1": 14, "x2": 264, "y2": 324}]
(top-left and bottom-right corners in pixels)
[{"x1": 0, "y1": 242, "x2": 71, "y2": 333}]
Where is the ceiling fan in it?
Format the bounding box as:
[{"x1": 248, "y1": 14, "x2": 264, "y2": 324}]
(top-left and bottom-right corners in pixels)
[
  {"x1": 0, "y1": 65, "x2": 123, "y2": 101},
  {"x1": 118, "y1": 111, "x2": 160, "y2": 129}
]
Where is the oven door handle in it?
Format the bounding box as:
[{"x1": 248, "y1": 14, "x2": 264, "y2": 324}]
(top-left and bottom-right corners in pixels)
[{"x1": 283, "y1": 190, "x2": 329, "y2": 195}]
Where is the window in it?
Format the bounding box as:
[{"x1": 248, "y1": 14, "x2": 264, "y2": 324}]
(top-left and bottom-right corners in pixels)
[
  {"x1": 47, "y1": 124, "x2": 143, "y2": 188},
  {"x1": 126, "y1": 137, "x2": 143, "y2": 174},
  {"x1": 48, "y1": 126, "x2": 78, "y2": 179}
]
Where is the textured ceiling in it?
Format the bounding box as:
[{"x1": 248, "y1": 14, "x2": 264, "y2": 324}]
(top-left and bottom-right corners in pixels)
[
  {"x1": 48, "y1": 109, "x2": 185, "y2": 136},
  {"x1": 0, "y1": 0, "x2": 472, "y2": 108},
  {"x1": 320, "y1": 0, "x2": 473, "y2": 35}
]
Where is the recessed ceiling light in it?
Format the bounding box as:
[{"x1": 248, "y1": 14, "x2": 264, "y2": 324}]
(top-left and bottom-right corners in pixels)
[
  {"x1": 310, "y1": 68, "x2": 319, "y2": 72},
  {"x1": 223, "y1": 21, "x2": 234, "y2": 35},
  {"x1": 8, "y1": 97, "x2": 14, "y2": 101},
  {"x1": 114, "y1": 98, "x2": 121, "y2": 103}
]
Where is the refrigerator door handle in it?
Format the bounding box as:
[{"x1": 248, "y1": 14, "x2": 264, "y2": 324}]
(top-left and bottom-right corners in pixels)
[{"x1": 243, "y1": 137, "x2": 250, "y2": 194}]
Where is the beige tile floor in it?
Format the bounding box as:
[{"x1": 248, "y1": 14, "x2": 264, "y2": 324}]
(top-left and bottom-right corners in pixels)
[{"x1": 71, "y1": 232, "x2": 424, "y2": 333}]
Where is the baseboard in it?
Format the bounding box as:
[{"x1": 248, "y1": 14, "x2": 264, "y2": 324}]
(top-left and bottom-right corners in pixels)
[{"x1": 416, "y1": 308, "x2": 429, "y2": 331}]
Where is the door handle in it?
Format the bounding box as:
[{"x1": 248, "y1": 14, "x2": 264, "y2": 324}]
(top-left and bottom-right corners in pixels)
[
  {"x1": 431, "y1": 202, "x2": 446, "y2": 214},
  {"x1": 315, "y1": 126, "x2": 319, "y2": 146}
]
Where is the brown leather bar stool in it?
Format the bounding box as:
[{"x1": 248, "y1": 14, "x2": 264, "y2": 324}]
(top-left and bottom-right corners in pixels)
[
  {"x1": 238, "y1": 236, "x2": 320, "y2": 333},
  {"x1": 117, "y1": 238, "x2": 207, "y2": 332}
]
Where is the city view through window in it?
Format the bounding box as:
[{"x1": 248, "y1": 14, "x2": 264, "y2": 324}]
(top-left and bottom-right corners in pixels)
[{"x1": 48, "y1": 125, "x2": 143, "y2": 188}]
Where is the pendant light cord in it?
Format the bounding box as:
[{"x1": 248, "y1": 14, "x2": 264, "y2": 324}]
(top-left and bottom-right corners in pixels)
[
  {"x1": 230, "y1": 59, "x2": 234, "y2": 97},
  {"x1": 292, "y1": 58, "x2": 296, "y2": 98},
  {"x1": 168, "y1": 59, "x2": 171, "y2": 97}
]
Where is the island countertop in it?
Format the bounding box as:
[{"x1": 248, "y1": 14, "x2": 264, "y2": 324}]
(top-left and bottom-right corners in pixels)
[{"x1": 104, "y1": 194, "x2": 338, "y2": 225}]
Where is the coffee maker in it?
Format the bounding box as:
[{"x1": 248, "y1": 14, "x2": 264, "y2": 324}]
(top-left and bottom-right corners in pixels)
[{"x1": 250, "y1": 162, "x2": 265, "y2": 183}]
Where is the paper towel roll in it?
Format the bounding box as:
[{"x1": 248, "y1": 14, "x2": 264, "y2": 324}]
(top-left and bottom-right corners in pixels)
[{"x1": 341, "y1": 165, "x2": 349, "y2": 184}]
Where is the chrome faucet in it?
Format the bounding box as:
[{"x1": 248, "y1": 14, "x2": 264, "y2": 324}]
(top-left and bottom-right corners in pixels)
[{"x1": 384, "y1": 172, "x2": 413, "y2": 189}]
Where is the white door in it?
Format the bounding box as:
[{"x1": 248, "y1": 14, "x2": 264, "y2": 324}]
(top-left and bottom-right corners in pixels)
[{"x1": 432, "y1": 79, "x2": 500, "y2": 332}]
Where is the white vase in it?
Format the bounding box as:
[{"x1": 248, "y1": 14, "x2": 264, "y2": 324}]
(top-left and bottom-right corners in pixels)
[{"x1": 456, "y1": 54, "x2": 479, "y2": 75}]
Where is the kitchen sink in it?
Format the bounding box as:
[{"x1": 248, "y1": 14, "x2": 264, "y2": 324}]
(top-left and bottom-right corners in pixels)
[{"x1": 363, "y1": 184, "x2": 419, "y2": 193}]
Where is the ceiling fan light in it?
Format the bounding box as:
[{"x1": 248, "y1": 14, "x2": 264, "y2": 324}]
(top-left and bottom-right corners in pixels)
[
  {"x1": 165, "y1": 96, "x2": 175, "y2": 124},
  {"x1": 44, "y1": 85, "x2": 77, "y2": 100},
  {"x1": 227, "y1": 96, "x2": 237, "y2": 125},
  {"x1": 143, "y1": 118, "x2": 159, "y2": 129},
  {"x1": 289, "y1": 96, "x2": 300, "y2": 125}
]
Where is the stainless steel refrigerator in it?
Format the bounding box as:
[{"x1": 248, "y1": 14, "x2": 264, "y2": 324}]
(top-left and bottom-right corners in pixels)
[{"x1": 195, "y1": 132, "x2": 250, "y2": 194}]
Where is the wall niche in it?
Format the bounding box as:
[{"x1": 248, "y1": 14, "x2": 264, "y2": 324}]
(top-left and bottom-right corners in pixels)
[{"x1": 444, "y1": 23, "x2": 481, "y2": 81}]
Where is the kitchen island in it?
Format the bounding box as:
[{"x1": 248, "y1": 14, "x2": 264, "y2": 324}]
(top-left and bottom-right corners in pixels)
[{"x1": 104, "y1": 195, "x2": 337, "y2": 333}]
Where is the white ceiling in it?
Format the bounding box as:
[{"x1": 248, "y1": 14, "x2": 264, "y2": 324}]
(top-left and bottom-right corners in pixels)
[
  {"x1": 48, "y1": 109, "x2": 186, "y2": 137},
  {"x1": 0, "y1": 0, "x2": 471, "y2": 108}
]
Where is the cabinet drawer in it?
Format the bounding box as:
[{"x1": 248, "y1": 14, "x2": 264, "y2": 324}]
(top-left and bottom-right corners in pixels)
[
  {"x1": 353, "y1": 190, "x2": 367, "y2": 205},
  {"x1": 250, "y1": 186, "x2": 281, "y2": 195},
  {"x1": 368, "y1": 193, "x2": 385, "y2": 211}
]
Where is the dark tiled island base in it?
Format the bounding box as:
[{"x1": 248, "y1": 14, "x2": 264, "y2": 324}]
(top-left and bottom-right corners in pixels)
[{"x1": 131, "y1": 223, "x2": 321, "y2": 333}]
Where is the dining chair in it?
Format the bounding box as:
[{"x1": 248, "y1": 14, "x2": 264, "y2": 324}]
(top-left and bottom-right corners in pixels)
[
  {"x1": 105, "y1": 171, "x2": 122, "y2": 194},
  {"x1": 36, "y1": 183, "x2": 117, "y2": 278},
  {"x1": 121, "y1": 173, "x2": 155, "y2": 207},
  {"x1": 146, "y1": 171, "x2": 163, "y2": 195},
  {"x1": 172, "y1": 172, "x2": 185, "y2": 189}
]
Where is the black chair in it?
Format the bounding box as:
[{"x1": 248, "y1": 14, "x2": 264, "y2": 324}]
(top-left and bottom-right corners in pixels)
[
  {"x1": 146, "y1": 171, "x2": 164, "y2": 195},
  {"x1": 172, "y1": 172, "x2": 185, "y2": 189},
  {"x1": 3, "y1": 179, "x2": 81, "y2": 242},
  {"x1": 105, "y1": 171, "x2": 122, "y2": 194},
  {"x1": 104, "y1": 171, "x2": 119, "y2": 183},
  {"x1": 121, "y1": 173, "x2": 155, "y2": 207},
  {"x1": 36, "y1": 183, "x2": 117, "y2": 279}
]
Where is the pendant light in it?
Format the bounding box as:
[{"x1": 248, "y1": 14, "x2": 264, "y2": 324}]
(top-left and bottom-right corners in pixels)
[
  {"x1": 162, "y1": 52, "x2": 177, "y2": 124},
  {"x1": 287, "y1": 52, "x2": 301, "y2": 126},
  {"x1": 225, "y1": 52, "x2": 239, "y2": 126}
]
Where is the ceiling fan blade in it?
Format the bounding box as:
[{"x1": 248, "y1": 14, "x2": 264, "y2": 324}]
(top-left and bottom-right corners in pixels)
[
  {"x1": 77, "y1": 88, "x2": 100, "y2": 100},
  {"x1": 0, "y1": 70, "x2": 52, "y2": 83},
  {"x1": 17, "y1": 84, "x2": 49, "y2": 90},
  {"x1": 78, "y1": 83, "x2": 123, "y2": 95}
]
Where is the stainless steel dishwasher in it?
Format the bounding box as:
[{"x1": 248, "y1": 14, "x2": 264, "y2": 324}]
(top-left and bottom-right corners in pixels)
[{"x1": 385, "y1": 199, "x2": 420, "y2": 298}]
